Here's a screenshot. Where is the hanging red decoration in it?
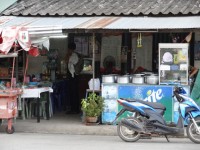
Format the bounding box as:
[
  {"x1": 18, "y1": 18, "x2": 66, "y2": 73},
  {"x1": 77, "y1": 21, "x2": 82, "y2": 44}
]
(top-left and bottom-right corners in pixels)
[
  {"x1": 28, "y1": 46, "x2": 40, "y2": 57},
  {"x1": 0, "y1": 32, "x2": 3, "y2": 44}
]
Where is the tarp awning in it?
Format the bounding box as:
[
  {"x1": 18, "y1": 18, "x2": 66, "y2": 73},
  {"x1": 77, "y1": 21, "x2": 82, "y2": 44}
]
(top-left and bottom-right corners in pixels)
[{"x1": 1, "y1": 16, "x2": 200, "y2": 31}]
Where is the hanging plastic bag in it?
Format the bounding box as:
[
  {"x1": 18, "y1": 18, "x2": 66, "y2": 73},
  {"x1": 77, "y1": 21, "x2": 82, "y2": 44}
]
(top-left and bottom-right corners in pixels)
[{"x1": 88, "y1": 78, "x2": 100, "y2": 90}]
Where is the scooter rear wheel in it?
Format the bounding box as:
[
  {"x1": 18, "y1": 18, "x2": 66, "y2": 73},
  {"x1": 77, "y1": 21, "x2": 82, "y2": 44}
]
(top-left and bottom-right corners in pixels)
[
  {"x1": 187, "y1": 117, "x2": 200, "y2": 144},
  {"x1": 117, "y1": 117, "x2": 141, "y2": 142}
]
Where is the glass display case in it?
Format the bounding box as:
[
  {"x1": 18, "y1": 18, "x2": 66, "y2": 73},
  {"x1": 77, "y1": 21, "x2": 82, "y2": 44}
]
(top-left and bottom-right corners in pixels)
[
  {"x1": 81, "y1": 58, "x2": 93, "y2": 74},
  {"x1": 159, "y1": 43, "x2": 189, "y2": 85}
]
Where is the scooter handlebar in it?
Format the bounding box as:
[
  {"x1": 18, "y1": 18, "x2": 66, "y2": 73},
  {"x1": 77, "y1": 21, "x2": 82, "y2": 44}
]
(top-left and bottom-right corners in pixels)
[{"x1": 173, "y1": 91, "x2": 183, "y2": 102}]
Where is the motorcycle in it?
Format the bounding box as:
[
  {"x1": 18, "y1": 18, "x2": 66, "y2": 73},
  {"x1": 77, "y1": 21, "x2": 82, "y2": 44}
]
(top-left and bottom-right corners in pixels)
[{"x1": 112, "y1": 86, "x2": 200, "y2": 143}]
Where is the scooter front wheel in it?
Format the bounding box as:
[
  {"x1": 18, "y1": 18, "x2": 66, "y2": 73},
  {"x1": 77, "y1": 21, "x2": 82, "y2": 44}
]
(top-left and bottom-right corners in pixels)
[
  {"x1": 117, "y1": 117, "x2": 141, "y2": 142},
  {"x1": 187, "y1": 117, "x2": 200, "y2": 144}
]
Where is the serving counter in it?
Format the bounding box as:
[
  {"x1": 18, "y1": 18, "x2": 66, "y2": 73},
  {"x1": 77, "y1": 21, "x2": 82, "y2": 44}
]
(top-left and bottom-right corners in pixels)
[{"x1": 101, "y1": 83, "x2": 190, "y2": 124}]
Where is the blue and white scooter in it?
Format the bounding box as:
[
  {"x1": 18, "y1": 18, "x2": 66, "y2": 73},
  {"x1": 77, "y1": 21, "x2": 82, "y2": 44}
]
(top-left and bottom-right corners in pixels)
[{"x1": 113, "y1": 87, "x2": 200, "y2": 143}]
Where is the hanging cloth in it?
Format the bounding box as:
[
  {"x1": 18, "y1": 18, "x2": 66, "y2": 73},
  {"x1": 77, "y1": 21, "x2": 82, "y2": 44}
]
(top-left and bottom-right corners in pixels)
[
  {"x1": 0, "y1": 26, "x2": 19, "y2": 54},
  {"x1": 0, "y1": 26, "x2": 31, "y2": 54},
  {"x1": 16, "y1": 27, "x2": 31, "y2": 51}
]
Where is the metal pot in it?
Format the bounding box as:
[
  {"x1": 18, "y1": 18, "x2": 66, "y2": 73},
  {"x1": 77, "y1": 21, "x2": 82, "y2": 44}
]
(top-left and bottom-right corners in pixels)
[
  {"x1": 102, "y1": 75, "x2": 115, "y2": 83},
  {"x1": 109, "y1": 74, "x2": 118, "y2": 82},
  {"x1": 146, "y1": 74, "x2": 159, "y2": 85},
  {"x1": 141, "y1": 72, "x2": 154, "y2": 83},
  {"x1": 117, "y1": 75, "x2": 130, "y2": 84},
  {"x1": 132, "y1": 76, "x2": 144, "y2": 84},
  {"x1": 133, "y1": 73, "x2": 144, "y2": 77}
]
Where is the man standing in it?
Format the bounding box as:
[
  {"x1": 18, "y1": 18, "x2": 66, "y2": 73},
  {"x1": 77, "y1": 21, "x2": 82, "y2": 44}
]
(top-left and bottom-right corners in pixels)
[{"x1": 65, "y1": 42, "x2": 80, "y2": 114}]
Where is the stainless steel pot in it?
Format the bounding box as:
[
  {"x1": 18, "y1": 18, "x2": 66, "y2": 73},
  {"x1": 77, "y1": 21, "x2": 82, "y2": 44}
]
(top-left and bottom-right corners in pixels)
[
  {"x1": 146, "y1": 74, "x2": 159, "y2": 85},
  {"x1": 141, "y1": 72, "x2": 154, "y2": 83},
  {"x1": 133, "y1": 73, "x2": 145, "y2": 77},
  {"x1": 117, "y1": 75, "x2": 130, "y2": 84},
  {"x1": 109, "y1": 74, "x2": 118, "y2": 82},
  {"x1": 102, "y1": 75, "x2": 115, "y2": 83},
  {"x1": 132, "y1": 76, "x2": 144, "y2": 84}
]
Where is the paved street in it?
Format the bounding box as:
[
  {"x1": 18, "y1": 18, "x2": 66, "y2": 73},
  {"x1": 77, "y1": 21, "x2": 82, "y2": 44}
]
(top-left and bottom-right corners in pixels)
[{"x1": 0, "y1": 133, "x2": 199, "y2": 150}]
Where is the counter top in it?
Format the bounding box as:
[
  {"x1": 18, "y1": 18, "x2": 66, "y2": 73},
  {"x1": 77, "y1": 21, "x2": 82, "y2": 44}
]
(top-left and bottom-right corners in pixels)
[{"x1": 101, "y1": 83, "x2": 190, "y2": 87}]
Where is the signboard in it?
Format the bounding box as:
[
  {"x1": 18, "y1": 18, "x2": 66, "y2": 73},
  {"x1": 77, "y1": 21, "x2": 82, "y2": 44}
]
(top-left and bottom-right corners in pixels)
[
  {"x1": 118, "y1": 85, "x2": 174, "y2": 122},
  {"x1": 101, "y1": 85, "x2": 118, "y2": 124},
  {"x1": 159, "y1": 43, "x2": 189, "y2": 85}
]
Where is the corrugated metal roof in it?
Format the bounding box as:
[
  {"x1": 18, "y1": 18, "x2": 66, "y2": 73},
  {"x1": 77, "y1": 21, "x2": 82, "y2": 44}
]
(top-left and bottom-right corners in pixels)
[
  {"x1": 1, "y1": 16, "x2": 200, "y2": 31},
  {"x1": 2, "y1": 0, "x2": 200, "y2": 16}
]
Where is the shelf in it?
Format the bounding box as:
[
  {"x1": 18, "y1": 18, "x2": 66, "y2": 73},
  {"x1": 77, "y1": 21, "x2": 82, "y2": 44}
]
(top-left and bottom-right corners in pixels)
[
  {"x1": 0, "y1": 77, "x2": 12, "y2": 80},
  {"x1": 0, "y1": 53, "x2": 18, "y2": 58}
]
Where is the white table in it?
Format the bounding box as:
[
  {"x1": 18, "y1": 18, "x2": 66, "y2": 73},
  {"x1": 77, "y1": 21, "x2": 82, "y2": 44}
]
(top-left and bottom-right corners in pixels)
[{"x1": 20, "y1": 87, "x2": 53, "y2": 122}]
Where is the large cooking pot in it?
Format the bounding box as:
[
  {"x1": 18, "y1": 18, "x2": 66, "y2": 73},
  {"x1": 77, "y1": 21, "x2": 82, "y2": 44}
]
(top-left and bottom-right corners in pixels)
[
  {"x1": 102, "y1": 75, "x2": 115, "y2": 83},
  {"x1": 133, "y1": 73, "x2": 145, "y2": 77},
  {"x1": 132, "y1": 75, "x2": 144, "y2": 84},
  {"x1": 117, "y1": 75, "x2": 130, "y2": 84},
  {"x1": 146, "y1": 74, "x2": 159, "y2": 85},
  {"x1": 141, "y1": 72, "x2": 153, "y2": 83},
  {"x1": 109, "y1": 74, "x2": 118, "y2": 82}
]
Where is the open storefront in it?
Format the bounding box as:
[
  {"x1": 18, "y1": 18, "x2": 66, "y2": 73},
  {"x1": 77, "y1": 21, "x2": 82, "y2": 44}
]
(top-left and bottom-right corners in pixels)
[{"x1": 0, "y1": 16, "x2": 200, "y2": 126}]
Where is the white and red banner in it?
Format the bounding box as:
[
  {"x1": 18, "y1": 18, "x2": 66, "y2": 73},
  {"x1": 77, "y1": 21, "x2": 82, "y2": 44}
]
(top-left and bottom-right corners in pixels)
[{"x1": 0, "y1": 26, "x2": 31, "y2": 54}]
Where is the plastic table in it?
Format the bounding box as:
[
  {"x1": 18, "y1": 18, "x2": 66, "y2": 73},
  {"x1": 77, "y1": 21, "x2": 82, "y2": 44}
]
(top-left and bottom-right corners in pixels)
[{"x1": 20, "y1": 87, "x2": 53, "y2": 123}]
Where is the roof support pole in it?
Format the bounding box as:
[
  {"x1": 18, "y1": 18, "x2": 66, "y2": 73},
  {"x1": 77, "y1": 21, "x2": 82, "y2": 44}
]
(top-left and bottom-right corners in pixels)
[
  {"x1": 122, "y1": 33, "x2": 132, "y2": 74},
  {"x1": 92, "y1": 32, "x2": 95, "y2": 93}
]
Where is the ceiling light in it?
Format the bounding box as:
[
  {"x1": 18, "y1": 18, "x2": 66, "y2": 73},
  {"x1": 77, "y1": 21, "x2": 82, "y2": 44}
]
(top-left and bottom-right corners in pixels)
[
  {"x1": 50, "y1": 35, "x2": 68, "y2": 38},
  {"x1": 129, "y1": 29, "x2": 158, "y2": 33}
]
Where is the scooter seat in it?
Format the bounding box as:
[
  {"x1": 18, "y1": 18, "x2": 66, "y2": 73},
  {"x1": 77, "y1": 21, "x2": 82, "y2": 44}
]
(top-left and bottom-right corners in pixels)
[
  {"x1": 119, "y1": 98, "x2": 166, "y2": 110},
  {"x1": 136, "y1": 99, "x2": 166, "y2": 110},
  {"x1": 119, "y1": 98, "x2": 166, "y2": 116}
]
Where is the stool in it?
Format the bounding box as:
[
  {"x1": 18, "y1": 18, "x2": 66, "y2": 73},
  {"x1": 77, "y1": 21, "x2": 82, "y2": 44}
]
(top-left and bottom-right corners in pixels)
[
  {"x1": 28, "y1": 91, "x2": 53, "y2": 120},
  {"x1": 28, "y1": 99, "x2": 47, "y2": 119}
]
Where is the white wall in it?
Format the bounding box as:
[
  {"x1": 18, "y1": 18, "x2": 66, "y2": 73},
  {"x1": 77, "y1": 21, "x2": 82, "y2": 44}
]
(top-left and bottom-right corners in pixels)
[
  {"x1": 132, "y1": 33, "x2": 153, "y2": 71},
  {"x1": 27, "y1": 37, "x2": 68, "y2": 75},
  {"x1": 50, "y1": 37, "x2": 68, "y2": 61},
  {"x1": 27, "y1": 55, "x2": 48, "y2": 75}
]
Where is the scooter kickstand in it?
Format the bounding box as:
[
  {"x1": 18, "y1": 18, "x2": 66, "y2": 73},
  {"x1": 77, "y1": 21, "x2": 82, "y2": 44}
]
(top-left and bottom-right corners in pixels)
[{"x1": 164, "y1": 135, "x2": 170, "y2": 142}]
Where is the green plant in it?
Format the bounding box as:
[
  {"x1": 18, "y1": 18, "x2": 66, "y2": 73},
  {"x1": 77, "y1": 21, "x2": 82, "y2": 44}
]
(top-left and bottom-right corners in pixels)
[{"x1": 81, "y1": 93, "x2": 104, "y2": 117}]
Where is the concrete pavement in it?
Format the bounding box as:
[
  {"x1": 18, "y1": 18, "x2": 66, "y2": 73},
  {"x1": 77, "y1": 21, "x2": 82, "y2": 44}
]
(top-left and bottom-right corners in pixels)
[
  {"x1": 0, "y1": 112, "x2": 187, "y2": 137},
  {"x1": 0, "y1": 113, "x2": 117, "y2": 135},
  {"x1": 0, "y1": 133, "x2": 196, "y2": 150}
]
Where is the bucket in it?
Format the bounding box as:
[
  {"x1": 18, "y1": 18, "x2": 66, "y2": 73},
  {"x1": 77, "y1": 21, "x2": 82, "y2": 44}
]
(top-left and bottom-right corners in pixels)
[{"x1": 88, "y1": 78, "x2": 100, "y2": 90}]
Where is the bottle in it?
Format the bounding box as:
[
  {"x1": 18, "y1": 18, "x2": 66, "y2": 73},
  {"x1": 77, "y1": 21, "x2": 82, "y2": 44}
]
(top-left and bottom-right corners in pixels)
[
  {"x1": 0, "y1": 83, "x2": 6, "y2": 90},
  {"x1": 189, "y1": 78, "x2": 193, "y2": 85},
  {"x1": 61, "y1": 60, "x2": 66, "y2": 74},
  {"x1": 6, "y1": 82, "x2": 11, "y2": 88}
]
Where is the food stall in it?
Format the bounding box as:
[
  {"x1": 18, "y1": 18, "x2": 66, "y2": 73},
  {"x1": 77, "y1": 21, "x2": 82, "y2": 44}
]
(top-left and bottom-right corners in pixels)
[
  {"x1": 101, "y1": 43, "x2": 191, "y2": 124},
  {"x1": 0, "y1": 27, "x2": 31, "y2": 133},
  {"x1": 0, "y1": 26, "x2": 54, "y2": 133}
]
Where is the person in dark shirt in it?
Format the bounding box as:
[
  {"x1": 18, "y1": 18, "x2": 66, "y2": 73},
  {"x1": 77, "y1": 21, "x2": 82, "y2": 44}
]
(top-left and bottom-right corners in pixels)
[{"x1": 65, "y1": 42, "x2": 80, "y2": 114}]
